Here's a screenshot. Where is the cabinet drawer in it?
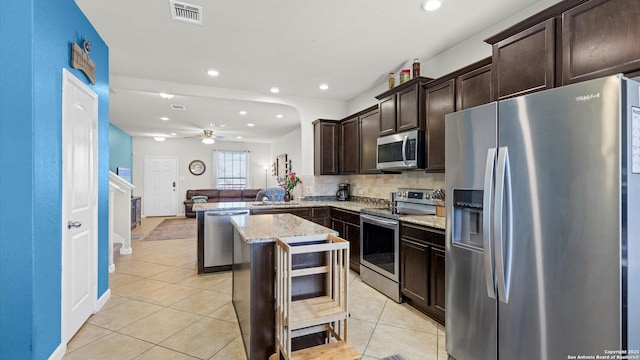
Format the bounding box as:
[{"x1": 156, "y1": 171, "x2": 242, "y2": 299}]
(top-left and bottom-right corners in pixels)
[
  {"x1": 401, "y1": 223, "x2": 445, "y2": 248},
  {"x1": 330, "y1": 208, "x2": 360, "y2": 224},
  {"x1": 311, "y1": 207, "x2": 330, "y2": 218}
]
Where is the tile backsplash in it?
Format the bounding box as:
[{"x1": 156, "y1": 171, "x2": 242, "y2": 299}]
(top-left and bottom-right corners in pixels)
[{"x1": 297, "y1": 172, "x2": 445, "y2": 200}]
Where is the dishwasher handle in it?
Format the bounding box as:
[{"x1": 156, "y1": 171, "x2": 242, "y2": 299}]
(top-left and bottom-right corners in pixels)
[{"x1": 206, "y1": 210, "x2": 250, "y2": 217}]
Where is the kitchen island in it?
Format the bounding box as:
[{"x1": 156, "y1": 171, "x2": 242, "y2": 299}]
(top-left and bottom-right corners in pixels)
[{"x1": 231, "y1": 213, "x2": 338, "y2": 360}]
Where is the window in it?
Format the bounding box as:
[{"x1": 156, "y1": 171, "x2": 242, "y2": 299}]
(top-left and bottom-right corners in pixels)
[{"x1": 216, "y1": 151, "x2": 248, "y2": 189}]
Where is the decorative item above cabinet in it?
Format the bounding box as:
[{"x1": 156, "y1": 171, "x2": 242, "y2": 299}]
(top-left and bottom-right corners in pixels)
[{"x1": 375, "y1": 76, "x2": 432, "y2": 136}]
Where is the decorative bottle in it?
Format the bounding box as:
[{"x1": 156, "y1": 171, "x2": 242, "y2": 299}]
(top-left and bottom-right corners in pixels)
[
  {"x1": 413, "y1": 58, "x2": 421, "y2": 78},
  {"x1": 388, "y1": 72, "x2": 395, "y2": 89}
]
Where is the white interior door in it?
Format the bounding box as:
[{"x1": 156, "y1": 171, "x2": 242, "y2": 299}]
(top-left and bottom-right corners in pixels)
[
  {"x1": 144, "y1": 156, "x2": 177, "y2": 216},
  {"x1": 62, "y1": 69, "x2": 98, "y2": 343}
]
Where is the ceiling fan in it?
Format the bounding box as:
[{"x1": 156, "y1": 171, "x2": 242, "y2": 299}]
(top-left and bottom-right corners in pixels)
[{"x1": 185, "y1": 129, "x2": 226, "y2": 144}]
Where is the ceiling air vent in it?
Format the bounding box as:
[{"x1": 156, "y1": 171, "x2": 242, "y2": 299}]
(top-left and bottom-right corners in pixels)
[
  {"x1": 169, "y1": 0, "x2": 203, "y2": 25},
  {"x1": 170, "y1": 104, "x2": 186, "y2": 111}
]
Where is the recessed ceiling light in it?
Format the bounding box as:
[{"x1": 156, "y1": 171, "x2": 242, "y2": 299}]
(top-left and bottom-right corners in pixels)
[
  {"x1": 170, "y1": 133, "x2": 176, "y2": 136},
  {"x1": 270, "y1": 87, "x2": 280, "y2": 93},
  {"x1": 160, "y1": 116, "x2": 170, "y2": 121},
  {"x1": 247, "y1": 123, "x2": 255, "y2": 127},
  {"x1": 202, "y1": 138, "x2": 215, "y2": 144},
  {"x1": 207, "y1": 69, "x2": 219, "y2": 77},
  {"x1": 319, "y1": 83, "x2": 329, "y2": 90},
  {"x1": 422, "y1": 0, "x2": 442, "y2": 11},
  {"x1": 219, "y1": 124, "x2": 226, "y2": 127},
  {"x1": 276, "y1": 114, "x2": 283, "y2": 118},
  {"x1": 239, "y1": 110, "x2": 247, "y2": 115},
  {"x1": 237, "y1": 136, "x2": 243, "y2": 139},
  {"x1": 153, "y1": 136, "x2": 166, "y2": 142},
  {"x1": 160, "y1": 92, "x2": 174, "y2": 99}
]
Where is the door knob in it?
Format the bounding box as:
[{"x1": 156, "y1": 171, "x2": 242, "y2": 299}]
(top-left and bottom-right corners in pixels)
[{"x1": 67, "y1": 221, "x2": 82, "y2": 229}]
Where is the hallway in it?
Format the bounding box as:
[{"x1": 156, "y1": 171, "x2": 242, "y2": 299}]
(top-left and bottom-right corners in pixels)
[{"x1": 63, "y1": 217, "x2": 446, "y2": 359}]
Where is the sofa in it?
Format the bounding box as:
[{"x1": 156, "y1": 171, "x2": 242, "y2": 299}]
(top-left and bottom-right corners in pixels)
[{"x1": 184, "y1": 189, "x2": 262, "y2": 218}]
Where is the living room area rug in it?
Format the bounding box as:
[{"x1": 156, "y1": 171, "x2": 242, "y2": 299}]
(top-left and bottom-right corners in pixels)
[{"x1": 144, "y1": 217, "x2": 197, "y2": 241}]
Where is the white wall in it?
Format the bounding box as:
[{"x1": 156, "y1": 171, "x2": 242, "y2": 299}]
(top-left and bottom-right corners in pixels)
[
  {"x1": 132, "y1": 137, "x2": 271, "y2": 216},
  {"x1": 270, "y1": 127, "x2": 302, "y2": 188}
]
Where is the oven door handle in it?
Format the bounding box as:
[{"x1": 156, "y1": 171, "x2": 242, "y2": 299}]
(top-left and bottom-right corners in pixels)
[{"x1": 361, "y1": 214, "x2": 399, "y2": 227}]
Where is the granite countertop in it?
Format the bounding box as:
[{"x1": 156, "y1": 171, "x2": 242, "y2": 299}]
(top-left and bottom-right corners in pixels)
[
  {"x1": 194, "y1": 200, "x2": 446, "y2": 230},
  {"x1": 400, "y1": 215, "x2": 446, "y2": 230},
  {"x1": 231, "y1": 213, "x2": 338, "y2": 244},
  {"x1": 192, "y1": 200, "x2": 382, "y2": 213}
]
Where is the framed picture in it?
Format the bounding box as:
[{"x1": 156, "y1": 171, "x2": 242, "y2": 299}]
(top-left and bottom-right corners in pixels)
[{"x1": 276, "y1": 154, "x2": 288, "y2": 177}]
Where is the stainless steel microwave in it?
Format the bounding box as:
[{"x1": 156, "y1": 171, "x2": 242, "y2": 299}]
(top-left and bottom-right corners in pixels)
[{"x1": 376, "y1": 129, "x2": 425, "y2": 170}]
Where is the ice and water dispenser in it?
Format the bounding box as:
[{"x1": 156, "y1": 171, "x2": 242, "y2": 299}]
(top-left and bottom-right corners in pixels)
[{"x1": 452, "y1": 189, "x2": 485, "y2": 251}]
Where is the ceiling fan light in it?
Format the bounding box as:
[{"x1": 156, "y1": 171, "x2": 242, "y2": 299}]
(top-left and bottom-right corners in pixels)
[
  {"x1": 202, "y1": 138, "x2": 215, "y2": 144},
  {"x1": 422, "y1": 0, "x2": 442, "y2": 11}
]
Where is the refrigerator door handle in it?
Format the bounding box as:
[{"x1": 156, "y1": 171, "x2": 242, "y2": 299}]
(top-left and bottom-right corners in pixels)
[
  {"x1": 483, "y1": 148, "x2": 497, "y2": 299},
  {"x1": 495, "y1": 146, "x2": 513, "y2": 304}
]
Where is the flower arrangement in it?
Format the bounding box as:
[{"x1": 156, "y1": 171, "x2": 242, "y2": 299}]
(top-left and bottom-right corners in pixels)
[{"x1": 278, "y1": 171, "x2": 302, "y2": 193}]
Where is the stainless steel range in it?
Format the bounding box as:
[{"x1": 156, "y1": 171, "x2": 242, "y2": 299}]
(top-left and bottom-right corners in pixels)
[{"x1": 360, "y1": 188, "x2": 444, "y2": 302}]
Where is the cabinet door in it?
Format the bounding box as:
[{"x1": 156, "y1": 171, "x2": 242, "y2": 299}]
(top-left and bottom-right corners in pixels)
[
  {"x1": 430, "y1": 246, "x2": 446, "y2": 322},
  {"x1": 331, "y1": 218, "x2": 345, "y2": 237},
  {"x1": 378, "y1": 95, "x2": 396, "y2": 136},
  {"x1": 493, "y1": 18, "x2": 555, "y2": 100},
  {"x1": 401, "y1": 239, "x2": 429, "y2": 305},
  {"x1": 345, "y1": 222, "x2": 360, "y2": 273},
  {"x1": 340, "y1": 117, "x2": 359, "y2": 174},
  {"x1": 314, "y1": 121, "x2": 339, "y2": 175},
  {"x1": 359, "y1": 107, "x2": 380, "y2": 174},
  {"x1": 456, "y1": 63, "x2": 493, "y2": 110},
  {"x1": 562, "y1": 0, "x2": 640, "y2": 84},
  {"x1": 397, "y1": 84, "x2": 424, "y2": 133},
  {"x1": 425, "y1": 79, "x2": 455, "y2": 172}
]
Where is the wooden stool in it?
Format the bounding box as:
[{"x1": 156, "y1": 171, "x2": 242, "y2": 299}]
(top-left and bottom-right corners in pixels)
[{"x1": 273, "y1": 235, "x2": 360, "y2": 360}]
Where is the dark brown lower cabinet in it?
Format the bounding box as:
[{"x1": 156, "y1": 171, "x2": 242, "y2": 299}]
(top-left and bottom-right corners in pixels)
[
  {"x1": 400, "y1": 223, "x2": 445, "y2": 324},
  {"x1": 330, "y1": 209, "x2": 360, "y2": 273}
]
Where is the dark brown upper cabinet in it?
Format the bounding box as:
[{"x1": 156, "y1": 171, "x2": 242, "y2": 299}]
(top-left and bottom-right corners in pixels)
[
  {"x1": 378, "y1": 95, "x2": 397, "y2": 136},
  {"x1": 313, "y1": 119, "x2": 340, "y2": 175},
  {"x1": 425, "y1": 79, "x2": 455, "y2": 172},
  {"x1": 491, "y1": 18, "x2": 556, "y2": 100},
  {"x1": 340, "y1": 116, "x2": 359, "y2": 175},
  {"x1": 562, "y1": 0, "x2": 640, "y2": 85},
  {"x1": 457, "y1": 61, "x2": 493, "y2": 110},
  {"x1": 376, "y1": 77, "x2": 429, "y2": 136},
  {"x1": 358, "y1": 106, "x2": 381, "y2": 174}
]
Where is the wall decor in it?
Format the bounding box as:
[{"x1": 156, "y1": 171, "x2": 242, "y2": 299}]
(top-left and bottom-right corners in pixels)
[
  {"x1": 276, "y1": 154, "x2": 288, "y2": 177},
  {"x1": 189, "y1": 160, "x2": 206, "y2": 176},
  {"x1": 71, "y1": 36, "x2": 96, "y2": 84}
]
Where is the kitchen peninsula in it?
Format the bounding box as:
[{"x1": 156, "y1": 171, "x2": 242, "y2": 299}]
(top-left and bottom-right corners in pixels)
[{"x1": 230, "y1": 213, "x2": 338, "y2": 360}]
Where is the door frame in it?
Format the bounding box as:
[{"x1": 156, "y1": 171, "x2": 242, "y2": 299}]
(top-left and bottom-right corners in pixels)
[
  {"x1": 143, "y1": 155, "x2": 178, "y2": 216},
  {"x1": 60, "y1": 68, "x2": 98, "y2": 344}
]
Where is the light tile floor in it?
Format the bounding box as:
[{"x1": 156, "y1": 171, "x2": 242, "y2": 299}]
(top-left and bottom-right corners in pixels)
[{"x1": 64, "y1": 217, "x2": 447, "y2": 360}]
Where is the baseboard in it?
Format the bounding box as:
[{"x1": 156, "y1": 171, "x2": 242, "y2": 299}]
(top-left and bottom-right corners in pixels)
[
  {"x1": 95, "y1": 289, "x2": 111, "y2": 313},
  {"x1": 109, "y1": 264, "x2": 116, "y2": 273},
  {"x1": 119, "y1": 246, "x2": 132, "y2": 255},
  {"x1": 48, "y1": 342, "x2": 66, "y2": 360}
]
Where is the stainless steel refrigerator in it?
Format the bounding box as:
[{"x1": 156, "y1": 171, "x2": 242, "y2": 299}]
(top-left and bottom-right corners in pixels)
[{"x1": 445, "y1": 75, "x2": 640, "y2": 359}]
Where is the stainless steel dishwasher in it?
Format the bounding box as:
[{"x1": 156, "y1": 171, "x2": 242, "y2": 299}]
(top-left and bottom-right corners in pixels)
[{"x1": 204, "y1": 209, "x2": 249, "y2": 270}]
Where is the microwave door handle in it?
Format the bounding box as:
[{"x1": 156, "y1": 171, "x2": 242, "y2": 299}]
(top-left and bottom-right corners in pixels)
[{"x1": 402, "y1": 135, "x2": 409, "y2": 165}]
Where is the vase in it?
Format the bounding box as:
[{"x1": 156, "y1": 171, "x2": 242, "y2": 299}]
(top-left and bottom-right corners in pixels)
[{"x1": 284, "y1": 191, "x2": 291, "y2": 202}]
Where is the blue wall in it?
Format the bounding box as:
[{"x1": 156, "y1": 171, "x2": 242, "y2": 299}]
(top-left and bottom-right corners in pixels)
[
  {"x1": 109, "y1": 124, "x2": 133, "y2": 177},
  {"x1": 0, "y1": 0, "x2": 109, "y2": 358}
]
